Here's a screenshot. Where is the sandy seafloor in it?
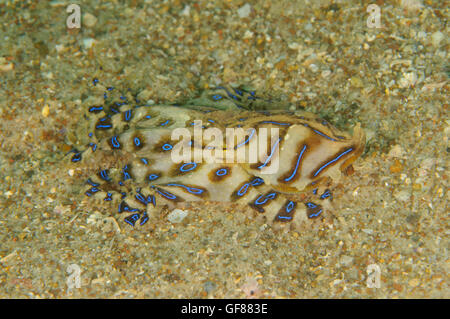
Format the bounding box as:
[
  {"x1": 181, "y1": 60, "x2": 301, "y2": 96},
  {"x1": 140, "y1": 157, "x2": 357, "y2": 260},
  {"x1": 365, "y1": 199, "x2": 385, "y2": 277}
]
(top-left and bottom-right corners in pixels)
[{"x1": 0, "y1": 0, "x2": 448, "y2": 298}]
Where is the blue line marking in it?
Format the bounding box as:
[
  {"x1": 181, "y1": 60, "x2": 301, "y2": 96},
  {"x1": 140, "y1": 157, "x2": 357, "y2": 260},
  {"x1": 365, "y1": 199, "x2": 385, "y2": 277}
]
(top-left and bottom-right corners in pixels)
[
  {"x1": 257, "y1": 138, "x2": 281, "y2": 169},
  {"x1": 260, "y1": 121, "x2": 290, "y2": 126},
  {"x1": 313, "y1": 148, "x2": 354, "y2": 177},
  {"x1": 123, "y1": 165, "x2": 131, "y2": 180},
  {"x1": 96, "y1": 124, "x2": 112, "y2": 129},
  {"x1": 312, "y1": 129, "x2": 337, "y2": 141},
  {"x1": 284, "y1": 145, "x2": 307, "y2": 182},
  {"x1": 89, "y1": 106, "x2": 103, "y2": 112},
  {"x1": 235, "y1": 128, "x2": 256, "y2": 149},
  {"x1": 87, "y1": 178, "x2": 99, "y2": 187},
  {"x1": 124, "y1": 110, "x2": 132, "y2": 121},
  {"x1": 99, "y1": 170, "x2": 110, "y2": 181},
  {"x1": 110, "y1": 136, "x2": 120, "y2": 148},
  {"x1": 135, "y1": 193, "x2": 147, "y2": 204}
]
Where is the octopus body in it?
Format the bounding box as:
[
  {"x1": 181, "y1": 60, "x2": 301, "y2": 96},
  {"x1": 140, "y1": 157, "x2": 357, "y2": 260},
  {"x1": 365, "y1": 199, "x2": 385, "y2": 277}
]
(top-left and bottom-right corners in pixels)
[{"x1": 68, "y1": 84, "x2": 365, "y2": 230}]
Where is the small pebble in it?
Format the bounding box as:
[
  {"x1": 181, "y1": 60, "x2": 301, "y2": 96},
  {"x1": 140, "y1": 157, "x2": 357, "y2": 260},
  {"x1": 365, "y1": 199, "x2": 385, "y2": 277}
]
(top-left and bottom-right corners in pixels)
[
  {"x1": 203, "y1": 281, "x2": 217, "y2": 293},
  {"x1": 167, "y1": 209, "x2": 188, "y2": 223},
  {"x1": 237, "y1": 4, "x2": 251, "y2": 18},
  {"x1": 430, "y1": 31, "x2": 444, "y2": 47},
  {"x1": 83, "y1": 13, "x2": 97, "y2": 28},
  {"x1": 408, "y1": 278, "x2": 420, "y2": 288}
]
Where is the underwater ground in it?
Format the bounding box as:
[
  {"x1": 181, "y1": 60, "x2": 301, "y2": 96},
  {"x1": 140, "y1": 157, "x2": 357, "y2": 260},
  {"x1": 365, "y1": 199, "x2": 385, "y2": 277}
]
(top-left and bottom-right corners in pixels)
[{"x1": 0, "y1": 0, "x2": 448, "y2": 298}]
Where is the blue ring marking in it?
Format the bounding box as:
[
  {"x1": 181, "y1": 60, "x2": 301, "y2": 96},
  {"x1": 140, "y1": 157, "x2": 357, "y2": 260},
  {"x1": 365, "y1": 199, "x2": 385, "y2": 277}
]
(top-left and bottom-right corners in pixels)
[
  {"x1": 110, "y1": 107, "x2": 119, "y2": 113},
  {"x1": 147, "y1": 195, "x2": 156, "y2": 207},
  {"x1": 313, "y1": 148, "x2": 354, "y2": 177},
  {"x1": 250, "y1": 177, "x2": 264, "y2": 186},
  {"x1": 87, "y1": 178, "x2": 99, "y2": 187},
  {"x1": 254, "y1": 192, "x2": 277, "y2": 205},
  {"x1": 89, "y1": 106, "x2": 103, "y2": 112},
  {"x1": 180, "y1": 162, "x2": 197, "y2": 172},
  {"x1": 141, "y1": 158, "x2": 149, "y2": 165},
  {"x1": 104, "y1": 192, "x2": 113, "y2": 201},
  {"x1": 312, "y1": 129, "x2": 337, "y2": 141},
  {"x1": 254, "y1": 194, "x2": 266, "y2": 205},
  {"x1": 309, "y1": 209, "x2": 323, "y2": 218},
  {"x1": 155, "y1": 189, "x2": 177, "y2": 200},
  {"x1": 123, "y1": 165, "x2": 131, "y2": 180},
  {"x1": 257, "y1": 138, "x2": 281, "y2": 169},
  {"x1": 266, "y1": 192, "x2": 277, "y2": 199},
  {"x1": 148, "y1": 174, "x2": 159, "y2": 181},
  {"x1": 216, "y1": 168, "x2": 228, "y2": 176},
  {"x1": 162, "y1": 143, "x2": 173, "y2": 151},
  {"x1": 320, "y1": 189, "x2": 332, "y2": 199},
  {"x1": 135, "y1": 193, "x2": 147, "y2": 204},
  {"x1": 124, "y1": 110, "x2": 132, "y2": 121},
  {"x1": 118, "y1": 201, "x2": 140, "y2": 213},
  {"x1": 166, "y1": 183, "x2": 204, "y2": 194},
  {"x1": 71, "y1": 152, "x2": 81, "y2": 162},
  {"x1": 216, "y1": 86, "x2": 239, "y2": 101},
  {"x1": 88, "y1": 187, "x2": 98, "y2": 195},
  {"x1": 124, "y1": 213, "x2": 140, "y2": 226},
  {"x1": 89, "y1": 143, "x2": 97, "y2": 152},
  {"x1": 306, "y1": 202, "x2": 317, "y2": 208},
  {"x1": 284, "y1": 145, "x2": 307, "y2": 182},
  {"x1": 88, "y1": 132, "x2": 93, "y2": 137},
  {"x1": 260, "y1": 121, "x2": 291, "y2": 126},
  {"x1": 212, "y1": 94, "x2": 223, "y2": 100},
  {"x1": 286, "y1": 201, "x2": 295, "y2": 213},
  {"x1": 237, "y1": 183, "x2": 250, "y2": 197},
  {"x1": 99, "y1": 170, "x2": 110, "y2": 181},
  {"x1": 110, "y1": 136, "x2": 121, "y2": 148},
  {"x1": 134, "y1": 137, "x2": 141, "y2": 147},
  {"x1": 235, "y1": 128, "x2": 256, "y2": 149},
  {"x1": 234, "y1": 88, "x2": 243, "y2": 96},
  {"x1": 159, "y1": 119, "x2": 170, "y2": 126},
  {"x1": 140, "y1": 213, "x2": 149, "y2": 226},
  {"x1": 145, "y1": 115, "x2": 152, "y2": 119}
]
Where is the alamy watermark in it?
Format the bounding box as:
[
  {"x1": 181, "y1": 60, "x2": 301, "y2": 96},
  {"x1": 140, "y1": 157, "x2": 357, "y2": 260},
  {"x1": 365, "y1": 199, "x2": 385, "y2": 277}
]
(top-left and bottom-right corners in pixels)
[
  {"x1": 366, "y1": 264, "x2": 381, "y2": 288},
  {"x1": 66, "y1": 4, "x2": 81, "y2": 29},
  {"x1": 366, "y1": 4, "x2": 381, "y2": 29},
  {"x1": 66, "y1": 263, "x2": 81, "y2": 293},
  {"x1": 170, "y1": 120, "x2": 280, "y2": 174}
]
